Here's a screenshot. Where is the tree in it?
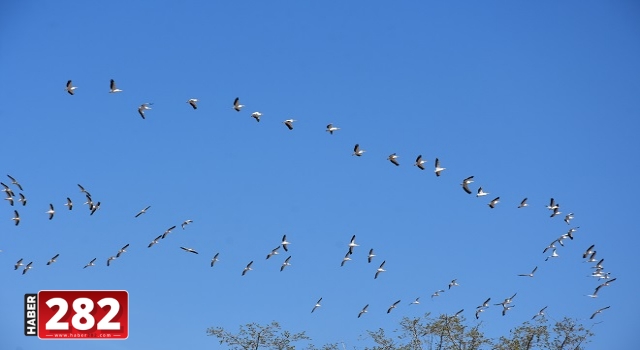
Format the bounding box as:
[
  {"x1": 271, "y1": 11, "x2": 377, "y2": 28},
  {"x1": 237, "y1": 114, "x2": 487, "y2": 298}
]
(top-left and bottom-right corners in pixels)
[
  {"x1": 206, "y1": 321, "x2": 339, "y2": 350},
  {"x1": 207, "y1": 315, "x2": 594, "y2": 350},
  {"x1": 365, "y1": 313, "x2": 593, "y2": 350},
  {"x1": 494, "y1": 316, "x2": 594, "y2": 350},
  {"x1": 364, "y1": 313, "x2": 490, "y2": 350}
]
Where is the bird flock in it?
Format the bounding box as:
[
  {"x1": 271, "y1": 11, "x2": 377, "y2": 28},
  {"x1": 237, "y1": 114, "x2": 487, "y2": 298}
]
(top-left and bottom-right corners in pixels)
[{"x1": 4, "y1": 79, "x2": 615, "y2": 325}]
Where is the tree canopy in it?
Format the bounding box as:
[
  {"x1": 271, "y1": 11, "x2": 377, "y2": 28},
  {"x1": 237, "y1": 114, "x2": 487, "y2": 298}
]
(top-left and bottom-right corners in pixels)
[{"x1": 207, "y1": 313, "x2": 594, "y2": 350}]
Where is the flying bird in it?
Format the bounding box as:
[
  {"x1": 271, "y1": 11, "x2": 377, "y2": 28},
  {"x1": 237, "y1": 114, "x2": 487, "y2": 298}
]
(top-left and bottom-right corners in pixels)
[
  {"x1": 187, "y1": 98, "x2": 198, "y2": 109},
  {"x1": 1, "y1": 182, "x2": 14, "y2": 196},
  {"x1": 543, "y1": 240, "x2": 558, "y2": 254},
  {"x1": 518, "y1": 266, "x2": 538, "y2": 277},
  {"x1": 77, "y1": 184, "x2": 91, "y2": 196},
  {"x1": 568, "y1": 226, "x2": 580, "y2": 234},
  {"x1": 374, "y1": 260, "x2": 386, "y2": 279},
  {"x1": 598, "y1": 278, "x2": 617, "y2": 288},
  {"x1": 90, "y1": 201, "x2": 101, "y2": 215},
  {"x1": 107, "y1": 256, "x2": 117, "y2": 267},
  {"x1": 585, "y1": 251, "x2": 598, "y2": 263},
  {"x1": 4, "y1": 193, "x2": 13, "y2": 206},
  {"x1": 109, "y1": 79, "x2": 123, "y2": 93},
  {"x1": 545, "y1": 249, "x2": 559, "y2": 261},
  {"x1": 66, "y1": 80, "x2": 77, "y2": 95},
  {"x1": 138, "y1": 103, "x2": 153, "y2": 119},
  {"x1": 592, "y1": 258, "x2": 605, "y2": 270},
  {"x1": 476, "y1": 187, "x2": 489, "y2": 197},
  {"x1": 583, "y1": 245, "x2": 596, "y2": 259},
  {"x1": 14, "y1": 258, "x2": 24, "y2": 270},
  {"x1": 116, "y1": 244, "x2": 129, "y2": 258},
  {"x1": 18, "y1": 193, "x2": 26, "y2": 206},
  {"x1": 414, "y1": 155, "x2": 426, "y2": 170},
  {"x1": 161, "y1": 225, "x2": 177, "y2": 239},
  {"x1": 556, "y1": 233, "x2": 572, "y2": 247},
  {"x1": 281, "y1": 235, "x2": 290, "y2": 252},
  {"x1": 502, "y1": 305, "x2": 515, "y2": 316},
  {"x1": 532, "y1": 306, "x2": 548, "y2": 320},
  {"x1": 586, "y1": 285, "x2": 603, "y2": 298},
  {"x1": 210, "y1": 253, "x2": 220, "y2": 267},
  {"x1": 180, "y1": 247, "x2": 198, "y2": 254},
  {"x1": 283, "y1": 119, "x2": 296, "y2": 130},
  {"x1": 550, "y1": 207, "x2": 562, "y2": 218},
  {"x1": 477, "y1": 298, "x2": 491, "y2": 309},
  {"x1": 352, "y1": 144, "x2": 365, "y2": 156},
  {"x1": 148, "y1": 235, "x2": 162, "y2": 248},
  {"x1": 341, "y1": 251, "x2": 352, "y2": 267},
  {"x1": 251, "y1": 112, "x2": 262, "y2": 122},
  {"x1": 434, "y1": 158, "x2": 446, "y2": 176},
  {"x1": 590, "y1": 306, "x2": 610, "y2": 319},
  {"x1": 475, "y1": 308, "x2": 486, "y2": 319},
  {"x1": 387, "y1": 300, "x2": 401, "y2": 314},
  {"x1": 326, "y1": 123, "x2": 340, "y2": 134},
  {"x1": 280, "y1": 256, "x2": 291, "y2": 272},
  {"x1": 546, "y1": 198, "x2": 559, "y2": 210},
  {"x1": 84, "y1": 258, "x2": 97, "y2": 269},
  {"x1": 367, "y1": 248, "x2": 376, "y2": 263},
  {"x1": 64, "y1": 197, "x2": 73, "y2": 210},
  {"x1": 47, "y1": 254, "x2": 60, "y2": 265},
  {"x1": 22, "y1": 262, "x2": 33, "y2": 275},
  {"x1": 135, "y1": 206, "x2": 151, "y2": 217},
  {"x1": 46, "y1": 204, "x2": 55, "y2": 220},
  {"x1": 7, "y1": 175, "x2": 23, "y2": 191},
  {"x1": 311, "y1": 298, "x2": 323, "y2": 313},
  {"x1": 409, "y1": 297, "x2": 420, "y2": 305},
  {"x1": 453, "y1": 309, "x2": 464, "y2": 317},
  {"x1": 496, "y1": 293, "x2": 517, "y2": 306},
  {"x1": 448, "y1": 279, "x2": 459, "y2": 289},
  {"x1": 461, "y1": 176, "x2": 474, "y2": 194},
  {"x1": 431, "y1": 290, "x2": 445, "y2": 298},
  {"x1": 242, "y1": 261, "x2": 254, "y2": 276},
  {"x1": 358, "y1": 304, "x2": 369, "y2": 318},
  {"x1": 488, "y1": 197, "x2": 500, "y2": 209},
  {"x1": 12, "y1": 210, "x2": 20, "y2": 226},
  {"x1": 233, "y1": 97, "x2": 244, "y2": 112},
  {"x1": 564, "y1": 213, "x2": 574, "y2": 225},
  {"x1": 181, "y1": 219, "x2": 193, "y2": 230},
  {"x1": 84, "y1": 194, "x2": 93, "y2": 209},
  {"x1": 388, "y1": 153, "x2": 400, "y2": 166},
  {"x1": 266, "y1": 246, "x2": 281, "y2": 259},
  {"x1": 348, "y1": 235, "x2": 359, "y2": 253},
  {"x1": 518, "y1": 198, "x2": 528, "y2": 208},
  {"x1": 560, "y1": 230, "x2": 575, "y2": 242}
]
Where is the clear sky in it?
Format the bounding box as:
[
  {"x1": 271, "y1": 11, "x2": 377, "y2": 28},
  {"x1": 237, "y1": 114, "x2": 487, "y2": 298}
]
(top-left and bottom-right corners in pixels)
[{"x1": 1, "y1": 1, "x2": 639, "y2": 349}]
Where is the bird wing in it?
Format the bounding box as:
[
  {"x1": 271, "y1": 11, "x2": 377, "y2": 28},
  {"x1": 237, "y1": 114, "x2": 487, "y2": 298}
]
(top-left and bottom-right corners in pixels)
[{"x1": 462, "y1": 182, "x2": 472, "y2": 194}]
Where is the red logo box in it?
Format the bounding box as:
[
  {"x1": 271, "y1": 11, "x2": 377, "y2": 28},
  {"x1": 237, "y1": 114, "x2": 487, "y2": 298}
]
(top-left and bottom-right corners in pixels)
[{"x1": 37, "y1": 290, "x2": 128, "y2": 340}]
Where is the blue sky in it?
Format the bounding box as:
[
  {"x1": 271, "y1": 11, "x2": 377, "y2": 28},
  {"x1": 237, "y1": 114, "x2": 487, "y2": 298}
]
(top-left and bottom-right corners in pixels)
[{"x1": 1, "y1": 1, "x2": 639, "y2": 349}]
